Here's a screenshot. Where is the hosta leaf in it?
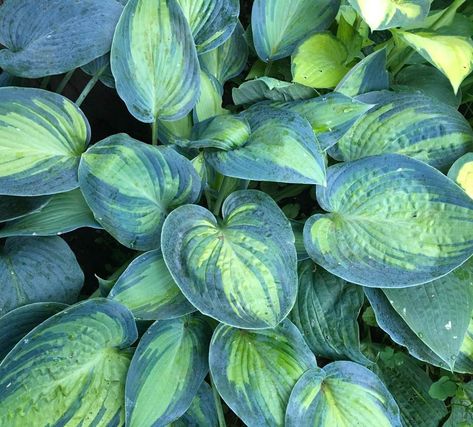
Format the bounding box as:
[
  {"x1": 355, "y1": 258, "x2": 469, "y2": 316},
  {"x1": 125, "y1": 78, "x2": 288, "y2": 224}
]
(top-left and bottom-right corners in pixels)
[
  {"x1": 193, "y1": 69, "x2": 227, "y2": 123},
  {"x1": 335, "y1": 49, "x2": 389, "y2": 97},
  {"x1": 78, "y1": 134, "x2": 202, "y2": 251},
  {"x1": 82, "y1": 54, "x2": 115, "y2": 89},
  {"x1": 329, "y1": 91, "x2": 473, "y2": 170},
  {"x1": 347, "y1": 0, "x2": 430, "y2": 30},
  {"x1": 0, "y1": 189, "x2": 100, "y2": 238},
  {"x1": 0, "y1": 87, "x2": 90, "y2": 196},
  {"x1": 291, "y1": 220, "x2": 309, "y2": 261},
  {"x1": 111, "y1": 0, "x2": 200, "y2": 123},
  {"x1": 251, "y1": 0, "x2": 340, "y2": 61},
  {"x1": 205, "y1": 107, "x2": 326, "y2": 185},
  {"x1": 292, "y1": 33, "x2": 350, "y2": 89},
  {"x1": 199, "y1": 22, "x2": 248, "y2": 85},
  {"x1": 108, "y1": 249, "x2": 195, "y2": 320},
  {"x1": 448, "y1": 152, "x2": 473, "y2": 199},
  {"x1": 291, "y1": 261, "x2": 370, "y2": 365},
  {"x1": 0, "y1": 195, "x2": 50, "y2": 223},
  {"x1": 0, "y1": 299, "x2": 137, "y2": 426},
  {"x1": 0, "y1": 302, "x2": 67, "y2": 361},
  {"x1": 158, "y1": 114, "x2": 193, "y2": 146},
  {"x1": 285, "y1": 362, "x2": 401, "y2": 427},
  {"x1": 125, "y1": 315, "x2": 212, "y2": 426},
  {"x1": 162, "y1": 190, "x2": 297, "y2": 329},
  {"x1": 396, "y1": 31, "x2": 473, "y2": 93},
  {"x1": 0, "y1": 0, "x2": 122, "y2": 78},
  {"x1": 209, "y1": 320, "x2": 317, "y2": 427},
  {"x1": 304, "y1": 154, "x2": 473, "y2": 288},
  {"x1": 177, "y1": 0, "x2": 239, "y2": 53},
  {"x1": 0, "y1": 237, "x2": 83, "y2": 314},
  {"x1": 443, "y1": 381, "x2": 473, "y2": 427}
]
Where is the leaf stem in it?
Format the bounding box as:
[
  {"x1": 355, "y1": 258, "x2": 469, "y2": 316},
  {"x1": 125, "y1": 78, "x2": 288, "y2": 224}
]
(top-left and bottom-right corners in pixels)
[
  {"x1": 151, "y1": 118, "x2": 158, "y2": 146},
  {"x1": 211, "y1": 374, "x2": 226, "y2": 427},
  {"x1": 264, "y1": 60, "x2": 273, "y2": 76},
  {"x1": 212, "y1": 176, "x2": 228, "y2": 217},
  {"x1": 55, "y1": 69, "x2": 75, "y2": 94},
  {"x1": 40, "y1": 76, "x2": 51, "y2": 89},
  {"x1": 75, "y1": 65, "x2": 107, "y2": 107}
]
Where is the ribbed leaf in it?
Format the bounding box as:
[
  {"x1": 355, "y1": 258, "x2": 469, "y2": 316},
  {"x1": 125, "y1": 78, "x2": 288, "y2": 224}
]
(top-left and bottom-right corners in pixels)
[
  {"x1": 0, "y1": 237, "x2": 83, "y2": 314},
  {"x1": 0, "y1": 299, "x2": 137, "y2": 426},
  {"x1": 0, "y1": 195, "x2": 50, "y2": 223},
  {"x1": 193, "y1": 69, "x2": 227, "y2": 123},
  {"x1": 125, "y1": 315, "x2": 212, "y2": 426},
  {"x1": 111, "y1": 0, "x2": 200, "y2": 122},
  {"x1": 78, "y1": 134, "x2": 202, "y2": 251},
  {"x1": 285, "y1": 362, "x2": 401, "y2": 426},
  {"x1": 443, "y1": 381, "x2": 473, "y2": 427},
  {"x1": 448, "y1": 152, "x2": 473, "y2": 199},
  {"x1": 108, "y1": 249, "x2": 195, "y2": 320},
  {"x1": 0, "y1": 87, "x2": 90, "y2": 196},
  {"x1": 162, "y1": 190, "x2": 297, "y2": 329},
  {"x1": 251, "y1": 0, "x2": 340, "y2": 61},
  {"x1": 209, "y1": 320, "x2": 317, "y2": 427},
  {"x1": 304, "y1": 154, "x2": 473, "y2": 288},
  {"x1": 329, "y1": 91, "x2": 473, "y2": 170},
  {"x1": 158, "y1": 114, "x2": 193, "y2": 146},
  {"x1": 82, "y1": 54, "x2": 115, "y2": 89},
  {"x1": 0, "y1": 189, "x2": 100, "y2": 238},
  {"x1": 0, "y1": 0, "x2": 122, "y2": 77},
  {"x1": 291, "y1": 220, "x2": 309, "y2": 261},
  {"x1": 291, "y1": 261, "x2": 370, "y2": 364}
]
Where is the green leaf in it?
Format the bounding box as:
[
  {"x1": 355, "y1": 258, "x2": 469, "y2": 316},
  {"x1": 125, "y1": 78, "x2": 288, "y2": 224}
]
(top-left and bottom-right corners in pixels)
[
  {"x1": 291, "y1": 261, "x2": 371, "y2": 365},
  {"x1": 0, "y1": 189, "x2": 100, "y2": 238},
  {"x1": 252, "y1": 0, "x2": 340, "y2": 61},
  {"x1": 108, "y1": 249, "x2": 195, "y2": 320},
  {"x1": 0, "y1": 299, "x2": 137, "y2": 426},
  {"x1": 0, "y1": 195, "x2": 50, "y2": 223},
  {"x1": 448, "y1": 152, "x2": 473, "y2": 199},
  {"x1": 0, "y1": 0, "x2": 123, "y2": 78},
  {"x1": 125, "y1": 315, "x2": 212, "y2": 426},
  {"x1": 162, "y1": 190, "x2": 297, "y2": 329},
  {"x1": 429, "y1": 376, "x2": 458, "y2": 401},
  {"x1": 193, "y1": 69, "x2": 228, "y2": 123},
  {"x1": 158, "y1": 114, "x2": 193, "y2": 146},
  {"x1": 0, "y1": 237, "x2": 83, "y2": 314},
  {"x1": 443, "y1": 381, "x2": 473, "y2": 427},
  {"x1": 176, "y1": 0, "x2": 239, "y2": 53},
  {"x1": 111, "y1": 0, "x2": 200, "y2": 122},
  {"x1": 0, "y1": 302, "x2": 67, "y2": 360},
  {"x1": 304, "y1": 154, "x2": 473, "y2": 288},
  {"x1": 290, "y1": 220, "x2": 309, "y2": 261},
  {"x1": 292, "y1": 33, "x2": 350, "y2": 89},
  {"x1": 82, "y1": 54, "x2": 115, "y2": 89},
  {"x1": 0, "y1": 87, "x2": 90, "y2": 196},
  {"x1": 204, "y1": 107, "x2": 327, "y2": 185},
  {"x1": 285, "y1": 362, "x2": 401, "y2": 426},
  {"x1": 330, "y1": 91, "x2": 473, "y2": 170},
  {"x1": 348, "y1": 0, "x2": 431, "y2": 30},
  {"x1": 209, "y1": 320, "x2": 317, "y2": 427},
  {"x1": 78, "y1": 133, "x2": 202, "y2": 251}
]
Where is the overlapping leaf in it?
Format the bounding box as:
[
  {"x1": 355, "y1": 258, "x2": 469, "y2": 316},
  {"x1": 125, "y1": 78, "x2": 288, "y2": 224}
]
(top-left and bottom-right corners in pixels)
[
  {"x1": 448, "y1": 152, "x2": 473, "y2": 199},
  {"x1": 0, "y1": 195, "x2": 50, "y2": 223}
]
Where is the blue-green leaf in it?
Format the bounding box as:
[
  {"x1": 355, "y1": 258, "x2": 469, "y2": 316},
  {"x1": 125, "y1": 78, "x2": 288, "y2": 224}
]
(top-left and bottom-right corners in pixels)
[
  {"x1": 82, "y1": 54, "x2": 115, "y2": 88},
  {"x1": 304, "y1": 154, "x2": 473, "y2": 288},
  {"x1": 162, "y1": 190, "x2": 297, "y2": 329},
  {"x1": 448, "y1": 152, "x2": 473, "y2": 199},
  {"x1": 125, "y1": 315, "x2": 212, "y2": 426},
  {"x1": 78, "y1": 133, "x2": 202, "y2": 251},
  {"x1": 0, "y1": 195, "x2": 50, "y2": 223},
  {"x1": 209, "y1": 320, "x2": 317, "y2": 427},
  {"x1": 193, "y1": 69, "x2": 228, "y2": 123}
]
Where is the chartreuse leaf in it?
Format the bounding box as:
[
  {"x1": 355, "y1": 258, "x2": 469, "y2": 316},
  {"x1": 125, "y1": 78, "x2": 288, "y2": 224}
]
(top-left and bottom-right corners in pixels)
[
  {"x1": 448, "y1": 152, "x2": 473, "y2": 199},
  {"x1": 204, "y1": 107, "x2": 326, "y2": 185},
  {"x1": 396, "y1": 31, "x2": 473, "y2": 93},
  {"x1": 0, "y1": 87, "x2": 90, "y2": 196},
  {"x1": 193, "y1": 69, "x2": 228, "y2": 123},
  {"x1": 335, "y1": 49, "x2": 389, "y2": 97},
  {"x1": 209, "y1": 320, "x2": 317, "y2": 427},
  {"x1": 285, "y1": 362, "x2": 401, "y2": 427},
  {"x1": 251, "y1": 0, "x2": 340, "y2": 61},
  {"x1": 177, "y1": 0, "x2": 239, "y2": 53},
  {"x1": 291, "y1": 261, "x2": 371, "y2": 365},
  {"x1": 0, "y1": 189, "x2": 100, "y2": 238},
  {"x1": 0, "y1": 299, "x2": 137, "y2": 426},
  {"x1": 0, "y1": 0, "x2": 122, "y2": 78},
  {"x1": 0, "y1": 237, "x2": 83, "y2": 314},
  {"x1": 111, "y1": 0, "x2": 200, "y2": 123},
  {"x1": 0, "y1": 302, "x2": 67, "y2": 360},
  {"x1": 199, "y1": 22, "x2": 248, "y2": 85},
  {"x1": 347, "y1": 0, "x2": 430, "y2": 30},
  {"x1": 329, "y1": 91, "x2": 473, "y2": 170},
  {"x1": 0, "y1": 195, "x2": 50, "y2": 223},
  {"x1": 304, "y1": 154, "x2": 473, "y2": 288},
  {"x1": 108, "y1": 249, "x2": 195, "y2": 320},
  {"x1": 443, "y1": 381, "x2": 473, "y2": 427},
  {"x1": 162, "y1": 190, "x2": 297, "y2": 329},
  {"x1": 292, "y1": 33, "x2": 350, "y2": 89},
  {"x1": 125, "y1": 315, "x2": 212, "y2": 426},
  {"x1": 78, "y1": 133, "x2": 202, "y2": 251}
]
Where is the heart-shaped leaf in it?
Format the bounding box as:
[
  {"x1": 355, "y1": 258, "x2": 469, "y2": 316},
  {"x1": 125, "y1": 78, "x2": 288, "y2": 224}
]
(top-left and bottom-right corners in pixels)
[
  {"x1": 304, "y1": 154, "x2": 473, "y2": 288},
  {"x1": 448, "y1": 152, "x2": 473, "y2": 199},
  {"x1": 209, "y1": 320, "x2": 317, "y2": 427},
  {"x1": 0, "y1": 195, "x2": 50, "y2": 223},
  {"x1": 162, "y1": 190, "x2": 297, "y2": 329},
  {"x1": 125, "y1": 315, "x2": 212, "y2": 426},
  {"x1": 79, "y1": 133, "x2": 202, "y2": 251},
  {"x1": 0, "y1": 299, "x2": 137, "y2": 426},
  {"x1": 0, "y1": 87, "x2": 90, "y2": 196}
]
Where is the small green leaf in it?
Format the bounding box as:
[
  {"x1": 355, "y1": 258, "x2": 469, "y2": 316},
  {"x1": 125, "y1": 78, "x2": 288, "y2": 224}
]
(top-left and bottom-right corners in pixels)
[
  {"x1": 429, "y1": 376, "x2": 458, "y2": 401},
  {"x1": 443, "y1": 381, "x2": 473, "y2": 427}
]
